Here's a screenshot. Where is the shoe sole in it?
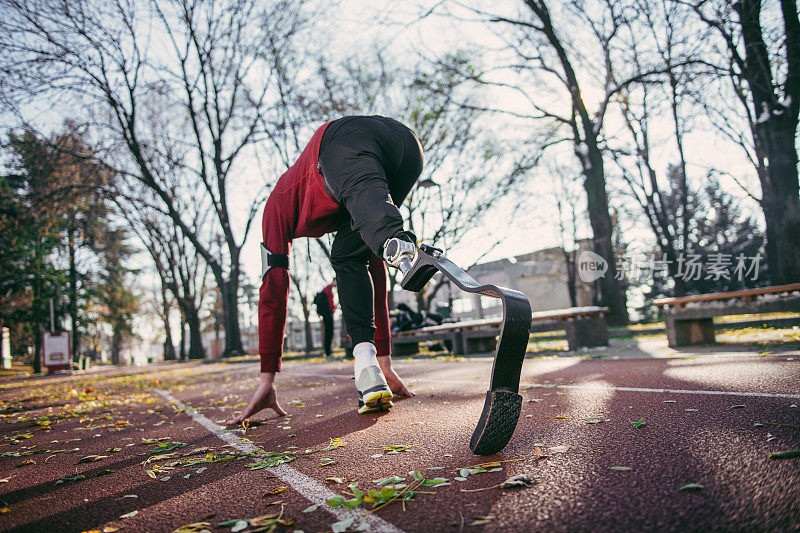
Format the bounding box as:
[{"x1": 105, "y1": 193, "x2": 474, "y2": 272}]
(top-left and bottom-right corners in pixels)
[{"x1": 358, "y1": 390, "x2": 393, "y2": 414}]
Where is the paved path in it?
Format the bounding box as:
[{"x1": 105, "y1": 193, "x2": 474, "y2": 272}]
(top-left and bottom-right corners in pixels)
[{"x1": 0, "y1": 346, "x2": 798, "y2": 532}]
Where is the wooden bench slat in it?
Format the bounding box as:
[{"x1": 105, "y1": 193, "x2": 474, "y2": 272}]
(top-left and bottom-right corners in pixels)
[
  {"x1": 393, "y1": 306, "x2": 609, "y2": 336},
  {"x1": 654, "y1": 283, "x2": 800, "y2": 307}
]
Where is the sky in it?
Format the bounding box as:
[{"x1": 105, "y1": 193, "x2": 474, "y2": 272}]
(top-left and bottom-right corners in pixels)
[
  {"x1": 236, "y1": 0, "x2": 766, "y2": 288},
  {"x1": 2, "y1": 0, "x2": 775, "y2": 336}
]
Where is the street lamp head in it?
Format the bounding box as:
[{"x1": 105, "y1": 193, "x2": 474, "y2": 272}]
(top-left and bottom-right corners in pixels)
[{"x1": 418, "y1": 178, "x2": 440, "y2": 188}]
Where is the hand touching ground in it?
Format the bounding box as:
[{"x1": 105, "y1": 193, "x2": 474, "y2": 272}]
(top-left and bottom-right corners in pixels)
[
  {"x1": 226, "y1": 373, "x2": 287, "y2": 425},
  {"x1": 377, "y1": 355, "x2": 415, "y2": 398}
]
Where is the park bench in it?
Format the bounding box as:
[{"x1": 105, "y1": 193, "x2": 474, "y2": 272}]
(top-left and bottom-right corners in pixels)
[
  {"x1": 391, "y1": 305, "x2": 609, "y2": 355},
  {"x1": 654, "y1": 283, "x2": 800, "y2": 347}
]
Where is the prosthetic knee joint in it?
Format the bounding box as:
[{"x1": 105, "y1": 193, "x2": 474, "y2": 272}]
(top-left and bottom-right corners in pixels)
[{"x1": 382, "y1": 237, "x2": 417, "y2": 274}]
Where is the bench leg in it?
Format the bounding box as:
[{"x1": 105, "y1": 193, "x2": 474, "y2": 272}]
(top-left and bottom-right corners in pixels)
[
  {"x1": 391, "y1": 341, "x2": 420, "y2": 356},
  {"x1": 465, "y1": 335, "x2": 498, "y2": 354},
  {"x1": 665, "y1": 317, "x2": 715, "y2": 347},
  {"x1": 450, "y1": 331, "x2": 464, "y2": 355},
  {"x1": 565, "y1": 316, "x2": 609, "y2": 350}
]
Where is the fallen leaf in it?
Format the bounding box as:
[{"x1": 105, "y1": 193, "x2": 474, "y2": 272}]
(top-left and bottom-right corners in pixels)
[
  {"x1": 375, "y1": 476, "x2": 405, "y2": 486},
  {"x1": 331, "y1": 517, "x2": 354, "y2": 533},
  {"x1": 172, "y1": 522, "x2": 211, "y2": 533},
  {"x1": 609, "y1": 466, "x2": 631, "y2": 471},
  {"x1": 230, "y1": 520, "x2": 248, "y2": 532},
  {"x1": 325, "y1": 477, "x2": 345, "y2": 484},
  {"x1": 78, "y1": 455, "x2": 108, "y2": 463},
  {"x1": 470, "y1": 515, "x2": 495, "y2": 526},
  {"x1": 500, "y1": 473, "x2": 536, "y2": 488},
  {"x1": 103, "y1": 528, "x2": 120, "y2": 533},
  {"x1": 326, "y1": 495, "x2": 345, "y2": 507},
  {"x1": 302, "y1": 504, "x2": 319, "y2": 513},
  {"x1": 549, "y1": 445, "x2": 570, "y2": 453},
  {"x1": 119, "y1": 510, "x2": 139, "y2": 519},
  {"x1": 265, "y1": 486, "x2": 286, "y2": 495},
  {"x1": 678, "y1": 483, "x2": 705, "y2": 491},
  {"x1": 250, "y1": 512, "x2": 282, "y2": 527},
  {"x1": 0, "y1": 507, "x2": 9, "y2": 514},
  {"x1": 769, "y1": 450, "x2": 800, "y2": 459},
  {"x1": 731, "y1": 405, "x2": 746, "y2": 409}
]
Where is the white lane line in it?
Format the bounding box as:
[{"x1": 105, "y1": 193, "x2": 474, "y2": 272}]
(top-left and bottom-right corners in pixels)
[
  {"x1": 281, "y1": 372, "x2": 800, "y2": 400},
  {"x1": 154, "y1": 389, "x2": 404, "y2": 533}
]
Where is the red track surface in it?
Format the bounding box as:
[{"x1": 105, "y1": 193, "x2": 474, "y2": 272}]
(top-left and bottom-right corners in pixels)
[{"x1": 1, "y1": 347, "x2": 799, "y2": 532}]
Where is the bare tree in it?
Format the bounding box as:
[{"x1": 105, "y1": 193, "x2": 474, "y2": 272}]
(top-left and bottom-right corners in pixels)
[
  {"x1": 0, "y1": 0, "x2": 313, "y2": 355},
  {"x1": 123, "y1": 197, "x2": 210, "y2": 360},
  {"x1": 423, "y1": 1, "x2": 662, "y2": 323},
  {"x1": 604, "y1": 0, "x2": 704, "y2": 295},
  {"x1": 305, "y1": 51, "x2": 528, "y2": 313},
  {"x1": 679, "y1": 0, "x2": 800, "y2": 284},
  {"x1": 551, "y1": 165, "x2": 588, "y2": 307}
]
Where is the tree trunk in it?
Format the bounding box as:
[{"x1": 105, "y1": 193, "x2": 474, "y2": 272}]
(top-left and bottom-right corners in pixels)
[
  {"x1": 178, "y1": 298, "x2": 206, "y2": 361},
  {"x1": 33, "y1": 223, "x2": 42, "y2": 373},
  {"x1": 761, "y1": 131, "x2": 800, "y2": 283},
  {"x1": 300, "y1": 301, "x2": 315, "y2": 355},
  {"x1": 161, "y1": 286, "x2": 176, "y2": 361},
  {"x1": 736, "y1": 0, "x2": 800, "y2": 283},
  {"x1": 583, "y1": 147, "x2": 630, "y2": 324},
  {"x1": 563, "y1": 250, "x2": 577, "y2": 307},
  {"x1": 220, "y1": 274, "x2": 244, "y2": 356},
  {"x1": 415, "y1": 289, "x2": 426, "y2": 313},
  {"x1": 179, "y1": 313, "x2": 187, "y2": 361},
  {"x1": 183, "y1": 306, "x2": 205, "y2": 359},
  {"x1": 68, "y1": 224, "x2": 80, "y2": 358},
  {"x1": 522, "y1": 0, "x2": 629, "y2": 324},
  {"x1": 111, "y1": 330, "x2": 121, "y2": 365}
]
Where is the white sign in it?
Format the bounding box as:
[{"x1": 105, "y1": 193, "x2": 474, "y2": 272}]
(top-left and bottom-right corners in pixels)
[{"x1": 43, "y1": 331, "x2": 71, "y2": 366}]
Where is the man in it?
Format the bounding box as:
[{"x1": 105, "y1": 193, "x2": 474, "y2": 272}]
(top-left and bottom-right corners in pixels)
[
  {"x1": 313, "y1": 280, "x2": 337, "y2": 357},
  {"x1": 228, "y1": 116, "x2": 422, "y2": 425}
]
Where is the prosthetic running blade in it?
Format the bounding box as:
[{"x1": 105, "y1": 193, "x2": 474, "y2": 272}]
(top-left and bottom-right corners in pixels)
[{"x1": 400, "y1": 245, "x2": 532, "y2": 455}]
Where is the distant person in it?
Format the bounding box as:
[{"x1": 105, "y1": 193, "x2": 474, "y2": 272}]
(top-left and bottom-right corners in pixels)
[
  {"x1": 228, "y1": 116, "x2": 421, "y2": 425},
  {"x1": 313, "y1": 280, "x2": 337, "y2": 357}
]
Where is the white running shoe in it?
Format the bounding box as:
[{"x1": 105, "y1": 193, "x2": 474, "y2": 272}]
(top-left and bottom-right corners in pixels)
[{"x1": 356, "y1": 365, "x2": 393, "y2": 414}]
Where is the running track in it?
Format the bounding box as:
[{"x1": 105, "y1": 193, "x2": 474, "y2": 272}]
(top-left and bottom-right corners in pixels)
[{"x1": 0, "y1": 347, "x2": 798, "y2": 532}]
